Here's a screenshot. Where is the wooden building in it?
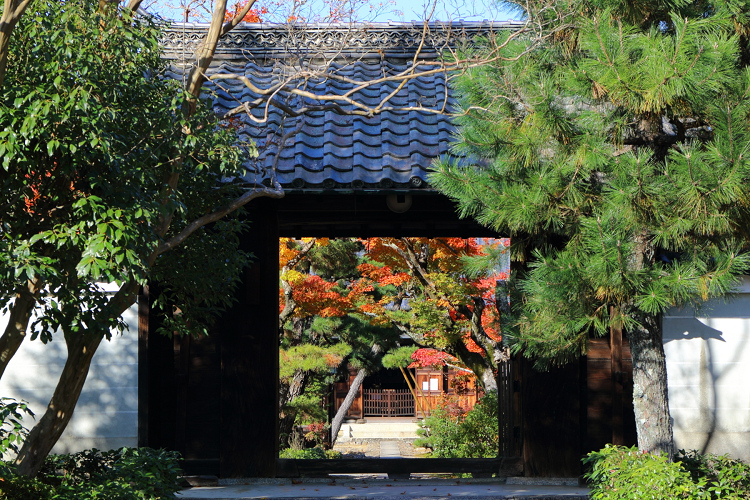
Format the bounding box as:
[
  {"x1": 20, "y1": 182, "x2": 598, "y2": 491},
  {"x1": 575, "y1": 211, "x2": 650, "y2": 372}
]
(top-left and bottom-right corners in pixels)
[
  {"x1": 139, "y1": 22, "x2": 637, "y2": 479},
  {"x1": 334, "y1": 366, "x2": 480, "y2": 420}
]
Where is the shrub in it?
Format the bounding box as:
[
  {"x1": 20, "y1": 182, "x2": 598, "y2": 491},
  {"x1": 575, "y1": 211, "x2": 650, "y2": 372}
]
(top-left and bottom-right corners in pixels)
[
  {"x1": 679, "y1": 449, "x2": 750, "y2": 499},
  {"x1": 415, "y1": 391, "x2": 498, "y2": 458},
  {"x1": 102, "y1": 447, "x2": 182, "y2": 499},
  {"x1": 279, "y1": 446, "x2": 341, "y2": 459},
  {"x1": 584, "y1": 445, "x2": 705, "y2": 499},
  {"x1": 0, "y1": 397, "x2": 33, "y2": 456},
  {"x1": 40, "y1": 448, "x2": 119, "y2": 484},
  {"x1": 0, "y1": 447, "x2": 181, "y2": 500},
  {"x1": 303, "y1": 422, "x2": 328, "y2": 448},
  {"x1": 584, "y1": 445, "x2": 750, "y2": 499},
  {"x1": 0, "y1": 473, "x2": 53, "y2": 500}
]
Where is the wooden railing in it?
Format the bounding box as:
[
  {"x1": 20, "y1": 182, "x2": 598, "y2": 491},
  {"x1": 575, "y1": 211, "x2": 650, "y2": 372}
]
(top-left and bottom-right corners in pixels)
[
  {"x1": 363, "y1": 389, "x2": 415, "y2": 417},
  {"x1": 414, "y1": 392, "x2": 478, "y2": 418}
]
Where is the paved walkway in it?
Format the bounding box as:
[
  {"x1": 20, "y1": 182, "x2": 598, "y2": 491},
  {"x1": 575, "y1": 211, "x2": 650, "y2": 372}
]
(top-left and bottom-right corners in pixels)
[
  {"x1": 176, "y1": 477, "x2": 590, "y2": 499},
  {"x1": 379, "y1": 441, "x2": 402, "y2": 458}
]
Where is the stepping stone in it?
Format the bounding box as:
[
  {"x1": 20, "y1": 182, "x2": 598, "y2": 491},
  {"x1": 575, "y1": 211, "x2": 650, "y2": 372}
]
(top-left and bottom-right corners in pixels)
[{"x1": 379, "y1": 440, "x2": 401, "y2": 458}]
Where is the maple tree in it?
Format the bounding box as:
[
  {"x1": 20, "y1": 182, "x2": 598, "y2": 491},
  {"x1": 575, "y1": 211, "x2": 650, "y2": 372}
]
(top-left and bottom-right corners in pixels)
[
  {"x1": 224, "y1": 1, "x2": 268, "y2": 23},
  {"x1": 278, "y1": 237, "x2": 401, "y2": 448},
  {"x1": 354, "y1": 237, "x2": 510, "y2": 391},
  {"x1": 277, "y1": 236, "x2": 510, "y2": 447}
]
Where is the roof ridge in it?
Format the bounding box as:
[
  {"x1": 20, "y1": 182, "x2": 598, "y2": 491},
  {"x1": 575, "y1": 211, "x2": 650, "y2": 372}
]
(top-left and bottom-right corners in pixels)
[{"x1": 161, "y1": 21, "x2": 523, "y2": 58}]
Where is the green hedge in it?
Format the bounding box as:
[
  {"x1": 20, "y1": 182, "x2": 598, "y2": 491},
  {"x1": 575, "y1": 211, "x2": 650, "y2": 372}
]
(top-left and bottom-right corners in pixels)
[
  {"x1": 680, "y1": 449, "x2": 750, "y2": 499},
  {"x1": 278, "y1": 446, "x2": 342, "y2": 459},
  {"x1": 0, "y1": 447, "x2": 181, "y2": 500},
  {"x1": 415, "y1": 391, "x2": 498, "y2": 459},
  {"x1": 584, "y1": 445, "x2": 750, "y2": 499}
]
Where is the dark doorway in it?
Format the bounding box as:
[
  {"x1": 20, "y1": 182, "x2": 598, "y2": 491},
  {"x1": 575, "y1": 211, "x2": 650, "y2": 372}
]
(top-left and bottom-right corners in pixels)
[{"x1": 139, "y1": 193, "x2": 635, "y2": 478}]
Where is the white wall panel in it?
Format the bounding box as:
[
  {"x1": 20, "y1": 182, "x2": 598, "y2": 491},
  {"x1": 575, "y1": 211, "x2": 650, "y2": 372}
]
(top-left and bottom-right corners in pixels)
[
  {"x1": 0, "y1": 296, "x2": 139, "y2": 455},
  {"x1": 664, "y1": 293, "x2": 750, "y2": 460}
]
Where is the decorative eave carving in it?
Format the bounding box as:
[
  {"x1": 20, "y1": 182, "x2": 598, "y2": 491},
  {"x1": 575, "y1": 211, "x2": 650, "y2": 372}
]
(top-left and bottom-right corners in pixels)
[{"x1": 161, "y1": 21, "x2": 524, "y2": 60}]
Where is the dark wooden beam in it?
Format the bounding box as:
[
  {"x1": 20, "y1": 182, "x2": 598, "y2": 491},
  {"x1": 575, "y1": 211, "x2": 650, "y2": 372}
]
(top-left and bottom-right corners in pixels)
[
  {"x1": 174, "y1": 335, "x2": 191, "y2": 456},
  {"x1": 610, "y1": 308, "x2": 624, "y2": 446},
  {"x1": 139, "y1": 283, "x2": 179, "y2": 452},
  {"x1": 137, "y1": 286, "x2": 150, "y2": 448},
  {"x1": 276, "y1": 193, "x2": 499, "y2": 238},
  {"x1": 181, "y1": 459, "x2": 220, "y2": 476},
  {"x1": 276, "y1": 457, "x2": 523, "y2": 477},
  {"x1": 220, "y1": 198, "x2": 280, "y2": 477},
  {"x1": 521, "y1": 357, "x2": 582, "y2": 477}
]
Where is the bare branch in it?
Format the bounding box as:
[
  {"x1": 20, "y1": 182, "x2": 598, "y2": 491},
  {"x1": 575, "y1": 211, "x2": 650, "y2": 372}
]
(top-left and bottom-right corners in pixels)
[
  {"x1": 184, "y1": 0, "x2": 227, "y2": 100},
  {"x1": 202, "y1": 24, "x2": 539, "y2": 123},
  {"x1": 156, "y1": 184, "x2": 284, "y2": 256}
]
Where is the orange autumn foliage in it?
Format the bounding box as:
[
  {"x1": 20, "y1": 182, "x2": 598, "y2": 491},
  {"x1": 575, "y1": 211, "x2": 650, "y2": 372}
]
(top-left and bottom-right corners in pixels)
[
  {"x1": 224, "y1": 1, "x2": 268, "y2": 22},
  {"x1": 278, "y1": 236, "x2": 511, "y2": 379},
  {"x1": 23, "y1": 163, "x2": 77, "y2": 214},
  {"x1": 292, "y1": 274, "x2": 351, "y2": 317}
]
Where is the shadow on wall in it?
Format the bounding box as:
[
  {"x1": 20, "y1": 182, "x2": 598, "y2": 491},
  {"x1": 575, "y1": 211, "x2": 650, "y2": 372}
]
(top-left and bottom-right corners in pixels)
[
  {"x1": 664, "y1": 297, "x2": 750, "y2": 460},
  {"x1": 0, "y1": 301, "x2": 139, "y2": 456},
  {"x1": 663, "y1": 318, "x2": 726, "y2": 343}
]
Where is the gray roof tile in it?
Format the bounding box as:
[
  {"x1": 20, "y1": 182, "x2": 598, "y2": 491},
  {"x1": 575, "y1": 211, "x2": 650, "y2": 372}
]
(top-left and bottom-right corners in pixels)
[{"x1": 163, "y1": 22, "x2": 521, "y2": 191}]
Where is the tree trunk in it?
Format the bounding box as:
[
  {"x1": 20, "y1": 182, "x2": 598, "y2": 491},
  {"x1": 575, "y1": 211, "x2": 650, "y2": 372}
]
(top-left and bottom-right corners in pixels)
[
  {"x1": 0, "y1": 278, "x2": 41, "y2": 381},
  {"x1": 399, "y1": 366, "x2": 426, "y2": 417},
  {"x1": 480, "y1": 369, "x2": 498, "y2": 393},
  {"x1": 0, "y1": 298, "x2": 31, "y2": 381},
  {"x1": 279, "y1": 369, "x2": 308, "y2": 448},
  {"x1": 329, "y1": 368, "x2": 365, "y2": 447},
  {"x1": 629, "y1": 316, "x2": 674, "y2": 458},
  {"x1": 0, "y1": 0, "x2": 34, "y2": 88},
  {"x1": 453, "y1": 340, "x2": 498, "y2": 392},
  {"x1": 14, "y1": 330, "x2": 103, "y2": 476}
]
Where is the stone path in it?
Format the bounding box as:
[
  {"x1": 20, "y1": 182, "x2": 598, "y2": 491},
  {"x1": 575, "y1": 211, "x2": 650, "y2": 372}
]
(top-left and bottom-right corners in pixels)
[
  {"x1": 177, "y1": 477, "x2": 590, "y2": 499},
  {"x1": 333, "y1": 439, "x2": 430, "y2": 459},
  {"x1": 378, "y1": 440, "x2": 401, "y2": 458}
]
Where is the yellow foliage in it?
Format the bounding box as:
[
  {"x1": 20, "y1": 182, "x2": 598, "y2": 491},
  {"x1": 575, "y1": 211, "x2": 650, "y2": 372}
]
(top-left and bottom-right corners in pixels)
[
  {"x1": 279, "y1": 238, "x2": 299, "y2": 268},
  {"x1": 281, "y1": 269, "x2": 305, "y2": 286}
]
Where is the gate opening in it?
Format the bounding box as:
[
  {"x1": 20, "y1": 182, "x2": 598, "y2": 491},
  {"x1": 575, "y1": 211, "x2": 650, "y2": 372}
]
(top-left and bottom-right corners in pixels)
[{"x1": 278, "y1": 236, "x2": 511, "y2": 463}]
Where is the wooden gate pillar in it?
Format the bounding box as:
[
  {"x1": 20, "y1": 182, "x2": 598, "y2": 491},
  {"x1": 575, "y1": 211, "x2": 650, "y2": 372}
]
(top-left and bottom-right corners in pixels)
[
  {"x1": 219, "y1": 198, "x2": 280, "y2": 477},
  {"x1": 610, "y1": 311, "x2": 624, "y2": 446}
]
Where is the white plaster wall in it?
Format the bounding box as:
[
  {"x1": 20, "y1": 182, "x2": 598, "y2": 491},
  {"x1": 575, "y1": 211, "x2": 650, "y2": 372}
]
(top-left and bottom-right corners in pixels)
[
  {"x1": 0, "y1": 292, "x2": 138, "y2": 454},
  {"x1": 663, "y1": 277, "x2": 750, "y2": 461}
]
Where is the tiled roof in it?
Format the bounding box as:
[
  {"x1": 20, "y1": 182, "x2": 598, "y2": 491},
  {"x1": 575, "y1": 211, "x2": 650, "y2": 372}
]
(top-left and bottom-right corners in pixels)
[{"x1": 162, "y1": 22, "x2": 521, "y2": 192}]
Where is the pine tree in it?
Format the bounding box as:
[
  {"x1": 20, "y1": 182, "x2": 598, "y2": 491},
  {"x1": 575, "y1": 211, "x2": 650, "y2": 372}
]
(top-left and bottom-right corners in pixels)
[{"x1": 431, "y1": 0, "x2": 750, "y2": 457}]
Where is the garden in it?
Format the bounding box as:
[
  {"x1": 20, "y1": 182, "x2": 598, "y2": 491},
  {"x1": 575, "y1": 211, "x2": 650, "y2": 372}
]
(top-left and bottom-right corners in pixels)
[
  {"x1": 586, "y1": 445, "x2": 750, "y2": 499},
  {"x1": 0, "y1": 447, "x2": 182, "y2": 500},
  {"x1": 0, "y1": 399, "x2": 180, "y2": 499}
]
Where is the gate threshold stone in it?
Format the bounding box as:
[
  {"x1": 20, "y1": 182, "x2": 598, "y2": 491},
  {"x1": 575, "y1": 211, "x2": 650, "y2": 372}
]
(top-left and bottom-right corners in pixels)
[{"x1": 176, "y1": 477, "x2": 589, "y2": 499}]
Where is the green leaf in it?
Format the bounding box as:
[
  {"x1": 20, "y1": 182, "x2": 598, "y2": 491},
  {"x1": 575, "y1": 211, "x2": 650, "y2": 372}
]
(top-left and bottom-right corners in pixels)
[{"x1": 28, "y1": 233, "x2": 45, "y2": 245}]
